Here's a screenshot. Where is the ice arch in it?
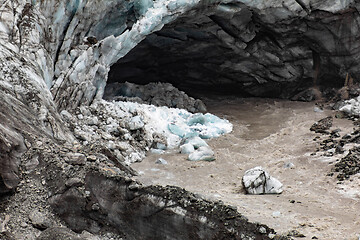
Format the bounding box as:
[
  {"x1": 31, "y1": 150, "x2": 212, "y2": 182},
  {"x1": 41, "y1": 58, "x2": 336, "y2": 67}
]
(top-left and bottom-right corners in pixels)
[{"x1": 106, "y1": 0, "x2": 360, "y2": 100}]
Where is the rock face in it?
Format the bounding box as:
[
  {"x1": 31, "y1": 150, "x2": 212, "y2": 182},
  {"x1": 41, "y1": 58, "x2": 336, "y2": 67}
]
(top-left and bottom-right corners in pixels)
[
  {"x1": 49, "y1": 171, "x2": 276, "y2": 239},
  {"x1": 242, "y1": 167, "x2": 283, "y2": 194},
  {"x1": 108, "y1": 0, "x2": 360, "y2": 98}
]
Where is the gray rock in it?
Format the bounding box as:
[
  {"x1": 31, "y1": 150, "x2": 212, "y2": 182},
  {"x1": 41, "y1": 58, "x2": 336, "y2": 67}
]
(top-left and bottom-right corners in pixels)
[
  {"x1": 104, "y1": 82, "x2": 207, "y2": 113},
  {"x1": 283, "y1": 162, "x2": 295, "y2": 169},
  {"x1": 29, "y1": 210, "x2": 51, "y2": 230},
  {"x1": 65, "y1": 178, "x2": 84, "y2": 188},
  {"x1": 36, "y1": 227, "x2": 82, "y2": 240},
  {"x1": 65, "y1": 153, "x2": 86, "y2": 165},
  {"x1": 25, "y1": 155, "x2": 39, "y2": 172},
  {"x1": 242, "y1": 166, "x2": 283, "y2": 194},
  {"x1": 155, "y1": 158, "x2": 168, "y2": 165}
]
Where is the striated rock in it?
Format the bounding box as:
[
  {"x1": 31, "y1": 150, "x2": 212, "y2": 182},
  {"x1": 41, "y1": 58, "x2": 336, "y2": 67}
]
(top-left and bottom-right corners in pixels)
[
  {"x1": 108, "y1": 0, "x2": 360, "y2": 99},
  {"x1": 36, "y1": 227, "x2": 83, "y2": 240},
  {"x1": 49, "y1": 171, "x2": 277, "y2": 239},
  {"x1": 242, "y1": 166, "x2": 283, "y2": 194}
]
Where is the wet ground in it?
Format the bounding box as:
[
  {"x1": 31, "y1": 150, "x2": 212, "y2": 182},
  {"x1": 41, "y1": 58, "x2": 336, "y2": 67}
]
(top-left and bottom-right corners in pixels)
[{"x1": 133, "y1": 98, "x2": 360, "y2": 240}]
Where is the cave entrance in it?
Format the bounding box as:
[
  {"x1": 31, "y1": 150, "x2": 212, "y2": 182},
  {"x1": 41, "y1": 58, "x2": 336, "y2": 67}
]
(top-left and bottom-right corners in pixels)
[
  {"x1": 105, "y1": 4, "x2": 350, "y2": 108},
  {"x1": 105, "y1": 6, "x2": 256, "y2": 105}
]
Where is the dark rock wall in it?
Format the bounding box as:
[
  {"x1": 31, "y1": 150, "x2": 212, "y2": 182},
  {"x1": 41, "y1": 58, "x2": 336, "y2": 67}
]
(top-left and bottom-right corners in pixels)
[
  {"x1": 49, "y1": 171, "x2": 276, "y2": 239},
  {"x1": 108, "y1": 3, "x2": 360, "y2": 98}
]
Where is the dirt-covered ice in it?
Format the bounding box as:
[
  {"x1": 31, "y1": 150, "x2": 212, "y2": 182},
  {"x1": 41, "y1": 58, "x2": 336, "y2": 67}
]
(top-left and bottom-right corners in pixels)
[{"x1": 133, "y1": 97, "x2": 360, "y2": 240}]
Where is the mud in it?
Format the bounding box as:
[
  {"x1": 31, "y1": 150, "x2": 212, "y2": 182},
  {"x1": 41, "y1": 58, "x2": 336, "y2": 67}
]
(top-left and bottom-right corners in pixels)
[{"x1": 133, "y1": 98, "x2": 360, "y2": 240}]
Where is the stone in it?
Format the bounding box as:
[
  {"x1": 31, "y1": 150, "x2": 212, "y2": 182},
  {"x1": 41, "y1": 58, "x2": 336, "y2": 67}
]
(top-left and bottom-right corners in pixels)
[
  {"x1": 25, "y1": 155, "x2": 40, "y2": 172},
  {"x1": 87, "y1": 155, "x2": 97, "y2": 162},
  {"x1": 29, "y1": 210, "x2": 50, "y2": 230},
  {"x1": 242, "y1": 166, "x2": 283, "y2": 194},
  {"x1": 310, "y1": 116, "x2": 333, "y2": 133},
  {"x1": 36, "y1": 227, "x2": 83, "y2": 240},
  {"x1": 65, "y1": 153, "x2": 86, "y2": 165},
  {"x1": 283, "y1": 162, "x2": 295, "y2": 169},
  {"x1": 65, "y1": 178, "x2": 84, "y2": 188},
  {"x1": 155, "y1": 158, "x2": 168, "y2": 165}
]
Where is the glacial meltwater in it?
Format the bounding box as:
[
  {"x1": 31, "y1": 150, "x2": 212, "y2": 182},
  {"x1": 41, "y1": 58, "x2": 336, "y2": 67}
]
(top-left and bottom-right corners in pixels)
[{"x1": 133, "y1": 97, "x2": 360, "y2": 239}]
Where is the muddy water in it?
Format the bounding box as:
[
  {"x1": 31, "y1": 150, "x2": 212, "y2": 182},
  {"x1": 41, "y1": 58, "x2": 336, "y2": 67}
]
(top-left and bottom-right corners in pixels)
[{"x1": 133, "y1": 98, "x2": 360, "y2": 240}]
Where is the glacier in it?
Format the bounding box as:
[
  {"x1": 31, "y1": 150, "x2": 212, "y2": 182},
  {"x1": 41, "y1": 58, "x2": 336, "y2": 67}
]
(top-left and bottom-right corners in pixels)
[{"x1": 1, "y1": 0, "x2": 360, "y2": 239}]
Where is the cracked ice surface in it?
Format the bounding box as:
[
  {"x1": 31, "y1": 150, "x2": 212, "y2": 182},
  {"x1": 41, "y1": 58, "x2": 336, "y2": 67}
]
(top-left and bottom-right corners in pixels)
[
  {"x1": 63, "y1": 99, "x2": 232, "y2": 165},
  {"x1": 102, "y1": 100, "x2": 232, "y2": 152}
]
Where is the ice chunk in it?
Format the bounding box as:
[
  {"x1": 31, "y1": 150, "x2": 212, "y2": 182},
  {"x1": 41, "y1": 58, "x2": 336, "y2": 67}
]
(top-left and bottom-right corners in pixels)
[
  {"x1": 340, "y1": 104, "x2": 353, "y2": 115},
  {"x1": 180, "y1": 143, "x2": 195, "y2": 154},
  {"x1": 155, "y1": 142, "x2": 167, "y2": 150},
  {"x1": 188, "y1": 146, "x2": 215, "y2": 162},
  {"x1": 184, "y1": 136, "x2": 208, "y2": 149},
  {"x1": 134, "y1": 0, "x2": 154, "y2": 16},
  {"x1": 168, "y1": 123, "x2": 186, "y2": 138},
  {"x1": 127, "y1": 115, "x2": 144, "y2": 130},
  {"x1": 150, "y1": 149, "x2": 165, "y2": 154},
  {"x1": 188, "y1": 113, "x2": 206, "y2": 126}
]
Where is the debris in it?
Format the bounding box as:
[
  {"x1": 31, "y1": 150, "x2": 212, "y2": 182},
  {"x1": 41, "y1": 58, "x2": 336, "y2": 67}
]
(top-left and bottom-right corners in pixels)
[{"x1": 310, "y1": 116, "x2": 333, "y2": 133}]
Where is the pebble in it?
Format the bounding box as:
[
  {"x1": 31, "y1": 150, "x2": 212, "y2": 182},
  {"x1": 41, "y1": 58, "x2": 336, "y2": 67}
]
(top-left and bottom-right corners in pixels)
[
  {"x1": 87, "y1": 155, "x2": 97, "y2": 161},
  {"x1": 20, "y1": 222, "x2": 28, "y2": 228},
  {"x1": 283, "y1": 162, "x2": 295, "y2": 168},
  {"x1": 65, "y1": 153, "x2": 86, "y2": 165},
  {"x1": 155, "y1": 158, "x2": 168, "y2": 165},
  {"x1": 259, "y1": 226, "x2": 267, "y2": 234}
]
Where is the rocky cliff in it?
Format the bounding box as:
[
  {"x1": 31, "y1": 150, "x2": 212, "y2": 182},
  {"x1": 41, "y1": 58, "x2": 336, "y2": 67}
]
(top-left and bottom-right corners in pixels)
[{"x1": 0, "y1": 0, "x2": 358, "y2": 239}]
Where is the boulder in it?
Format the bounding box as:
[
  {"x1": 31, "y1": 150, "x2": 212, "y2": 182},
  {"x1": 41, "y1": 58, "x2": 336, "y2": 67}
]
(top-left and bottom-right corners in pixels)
[
  {"x1": 242, "y1": 167, "x2": 283, "y2": 194},
  {"x1": 188, "y1": 146, "x2": 215, "y2": 162}
]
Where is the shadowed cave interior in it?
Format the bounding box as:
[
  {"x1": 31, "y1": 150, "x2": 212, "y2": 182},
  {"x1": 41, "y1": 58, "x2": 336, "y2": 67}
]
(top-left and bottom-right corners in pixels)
[{"x1": 105, "y1": 7, "x2": 350, "y2": 102}]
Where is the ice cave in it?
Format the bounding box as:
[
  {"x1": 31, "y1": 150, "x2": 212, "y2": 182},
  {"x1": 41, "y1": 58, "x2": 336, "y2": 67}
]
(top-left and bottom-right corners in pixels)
[{"x1": 1, "y1": 0, "x2": 360, "y2": 239}]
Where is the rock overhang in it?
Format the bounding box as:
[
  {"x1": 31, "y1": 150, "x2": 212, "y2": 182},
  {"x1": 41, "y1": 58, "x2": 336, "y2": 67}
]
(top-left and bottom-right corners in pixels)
[{"x1": 105, "y1": 0, "x2": 360, "y2": 99}]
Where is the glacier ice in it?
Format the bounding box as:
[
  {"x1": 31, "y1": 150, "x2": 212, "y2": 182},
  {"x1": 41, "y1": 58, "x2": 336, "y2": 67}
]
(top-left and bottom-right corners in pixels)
[
  {"x1": 180, "y1": 143, "x2": 195, "y2": 154},
  {"x1": 188, "y1": 146, "x2": 215, "y2": 162},
  {"x1": 183, "y1": 136, "x2": 208, "y2": 149}
]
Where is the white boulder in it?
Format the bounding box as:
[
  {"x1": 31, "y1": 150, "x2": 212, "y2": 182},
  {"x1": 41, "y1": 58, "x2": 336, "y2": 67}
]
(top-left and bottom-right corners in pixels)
[
  {"x1": 188, "y1": 146, "x2": 215, "y2": 161},
  {"x1": 242, "y1": 166, "x2": 283, "y2": 194}
]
